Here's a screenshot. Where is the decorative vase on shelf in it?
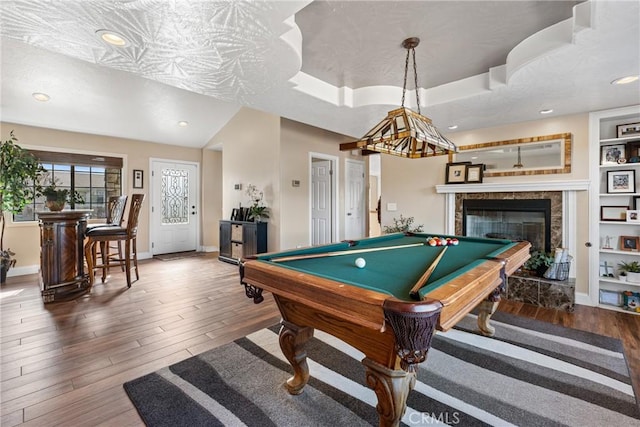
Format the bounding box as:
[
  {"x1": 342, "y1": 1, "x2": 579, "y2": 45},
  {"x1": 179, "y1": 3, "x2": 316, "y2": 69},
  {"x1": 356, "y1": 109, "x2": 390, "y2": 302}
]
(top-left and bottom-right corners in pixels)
[{"x1": 627, "y1": 271, "x2": 640, "y2": 284}]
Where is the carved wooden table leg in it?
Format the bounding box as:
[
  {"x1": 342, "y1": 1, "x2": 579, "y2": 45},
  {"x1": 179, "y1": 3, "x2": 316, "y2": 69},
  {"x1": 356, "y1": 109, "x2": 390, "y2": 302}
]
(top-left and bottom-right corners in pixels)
[
  {"x1": 279, "y1": 320, "x2": 314, "y2": 395},
  {"x1": 477, "y1": 299, "x2": 499, "y2": 336},
  {"x1": 363, "y1": 357, "x2": 416, "y2": 427}
]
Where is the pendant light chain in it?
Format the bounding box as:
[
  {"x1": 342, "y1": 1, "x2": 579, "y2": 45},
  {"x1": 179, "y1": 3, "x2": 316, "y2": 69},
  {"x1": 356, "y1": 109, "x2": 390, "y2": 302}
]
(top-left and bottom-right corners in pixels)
[
  {"x1": 412, "y1": 47, "x2": 421, "y2": 115},
  {"x1": 401, "y1": 47, "x2": 410, "y2": 108},
  {"x1": 400, "y1": 46, "x2": 421, "y2": 114}
]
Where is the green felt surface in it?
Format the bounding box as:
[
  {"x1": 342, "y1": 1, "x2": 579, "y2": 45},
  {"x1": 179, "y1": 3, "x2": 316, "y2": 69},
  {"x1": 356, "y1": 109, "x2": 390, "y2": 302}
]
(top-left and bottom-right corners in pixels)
[{"x1": 258, "y1": 233, "x2": 515, "y2": 301}]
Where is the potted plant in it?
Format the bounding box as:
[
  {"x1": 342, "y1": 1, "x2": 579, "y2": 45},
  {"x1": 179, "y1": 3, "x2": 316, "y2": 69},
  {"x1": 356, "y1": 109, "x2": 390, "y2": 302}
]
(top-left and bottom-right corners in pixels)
[
  {"x1": 0, "y1": 130, "x2": 45, "y2": 283},
  {"x1": 245, "y1": 184, "x2": 269, "y2": 222},
  {"x1": 618, "y1": 260, "x2": 640, "y2": 283},
  {"x1": 383, "y1": 215, "x2": 424, "y2": 233},
  {"x1": 522, "y1": 250, "x2": 554, "y2": 277},
  {"x1": 40, "y1": 177, "x2": 84, "y2": 211}
]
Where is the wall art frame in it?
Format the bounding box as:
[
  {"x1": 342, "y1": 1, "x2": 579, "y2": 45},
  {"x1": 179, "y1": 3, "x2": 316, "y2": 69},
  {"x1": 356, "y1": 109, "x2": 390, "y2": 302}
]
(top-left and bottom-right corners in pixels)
[{"x1": 606, "y1": 169, "x2": 635, "y2": 193}]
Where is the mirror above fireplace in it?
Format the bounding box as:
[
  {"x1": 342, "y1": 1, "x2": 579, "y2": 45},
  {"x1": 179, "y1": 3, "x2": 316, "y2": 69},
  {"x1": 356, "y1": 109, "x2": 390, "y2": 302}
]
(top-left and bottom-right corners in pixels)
[{"x1": 455, "y1": 133, "x2": 572, "y2": 177}]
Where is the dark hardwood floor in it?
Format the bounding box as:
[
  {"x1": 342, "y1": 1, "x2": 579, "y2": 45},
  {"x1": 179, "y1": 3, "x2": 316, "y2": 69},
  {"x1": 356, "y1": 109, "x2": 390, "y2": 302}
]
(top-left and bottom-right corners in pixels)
[{"x1": 1, "y1": 254, "x2": 638, "y2": 425}]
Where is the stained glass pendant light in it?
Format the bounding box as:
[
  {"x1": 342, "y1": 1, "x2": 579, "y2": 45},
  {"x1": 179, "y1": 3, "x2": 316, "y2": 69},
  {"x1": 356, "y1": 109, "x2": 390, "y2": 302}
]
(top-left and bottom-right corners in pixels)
[{"x1": 340, "y1": 37, "x2": 457, "y2": 158}]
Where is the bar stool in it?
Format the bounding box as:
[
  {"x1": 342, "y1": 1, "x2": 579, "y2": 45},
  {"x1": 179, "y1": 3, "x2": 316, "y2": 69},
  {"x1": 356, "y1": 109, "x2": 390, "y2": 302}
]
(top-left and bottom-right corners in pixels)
[
  {"x1": 86, "y1": 195, "x2": 128, "y2": 271},
  {"x1": 84, "y1": 194, "x2": 145, "y2": 287}
]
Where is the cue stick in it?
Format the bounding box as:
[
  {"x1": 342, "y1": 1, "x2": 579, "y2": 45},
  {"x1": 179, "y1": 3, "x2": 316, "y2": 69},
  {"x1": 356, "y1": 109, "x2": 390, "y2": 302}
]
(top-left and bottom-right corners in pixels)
[
  {"x1": 269, "y1": 242, "x2": 426, "y2": 263},
  {"x1": 409, "y1": 246, "x2": 448, "y2": 300}
]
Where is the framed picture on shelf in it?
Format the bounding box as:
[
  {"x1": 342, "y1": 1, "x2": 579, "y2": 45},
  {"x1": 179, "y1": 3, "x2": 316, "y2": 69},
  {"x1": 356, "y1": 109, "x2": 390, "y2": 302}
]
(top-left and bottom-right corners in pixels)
[
  {"x1": 606, "y1": 169, "x2": 635, "y2": 193},
  {"x1": 600, "y1": 205, "x2": 628, "y2": 221},
  {"x1": 601, "y1": 144, "x2": 626, "y2": 165},
  {"x1": 620, "y1": 235, "x2": 640, "y2": 252},
  {"x1": 627, "y1": 209, "x2": 640, "y2": 223},
  {"x1": 617, "y1": 122, "x2": 640, "y2": 138},
  {"x1": 634, "y1": 196, "x2": 640, "y2": 210},
  {"x1": 599, "y1": 289, "x2": 622, "y2": 307},
  {"x1": 465, "y1": 164, "x2": 484, "y2": 183},
  {"x1": 626, "y1": 141, "x2": 640, "y2": 163},
  {"x1": 445, "y1": 162, "x2": 470, "y2": 184}
]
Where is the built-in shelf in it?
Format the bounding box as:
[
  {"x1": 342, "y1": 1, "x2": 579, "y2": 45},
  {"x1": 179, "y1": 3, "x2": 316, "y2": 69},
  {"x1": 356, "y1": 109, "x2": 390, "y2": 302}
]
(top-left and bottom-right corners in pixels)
[
  {"x1": 589, "y1": 104, "x2": 640, "y2": 310},
  {"x1": 599, "y1": 221, "x2": 640, "y2": 225},
  {"x1": 599, "y1": 249, "x2": 640, "y2": 255},
  {"x1": 599, "y1": 164, "x2": 640, "y2": 169},
  {"x1": 598, "y1": 304, "x2": 640, "y2": 315},
  {"x1": 599, "y1": 193, "x2": 640, "y2": 197},
  {"x1": 600, "y1": 277, "x2": 640, "y2": 287}
]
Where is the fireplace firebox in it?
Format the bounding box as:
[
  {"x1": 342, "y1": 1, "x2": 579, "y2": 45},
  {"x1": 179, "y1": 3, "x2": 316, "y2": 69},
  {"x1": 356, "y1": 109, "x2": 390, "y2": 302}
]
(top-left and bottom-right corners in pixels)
[{"x1": 462, "y1": 199, "x2": 551, "y2": 253}]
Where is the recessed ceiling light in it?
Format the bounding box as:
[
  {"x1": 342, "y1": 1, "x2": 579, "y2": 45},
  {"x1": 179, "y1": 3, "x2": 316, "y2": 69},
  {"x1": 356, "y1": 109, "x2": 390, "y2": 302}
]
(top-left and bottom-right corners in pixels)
[
  {"x1": 447, "y1": 125, "x2": 458, "y2": 130},
  {"x1": 32, "y1": 92, "x2": 50, "y2": 102},
  {"x1": 611, "y1": 75, "x2": 639, "y2": 85},
  {"x1": 539, "y1": 109, "x2": 554, "y2": 115},
  {"x1": 178, "y1": 121, "x2": 189, "y2": 127},
  {"x1": 96, "y1": 29, "x2": 130, "y2": 47}
]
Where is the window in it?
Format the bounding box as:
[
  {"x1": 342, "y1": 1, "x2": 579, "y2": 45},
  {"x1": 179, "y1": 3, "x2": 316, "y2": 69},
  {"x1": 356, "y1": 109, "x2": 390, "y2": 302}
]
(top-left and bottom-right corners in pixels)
[{"x1": 14, "y1": 151, "x2": 123, "y2": 222}]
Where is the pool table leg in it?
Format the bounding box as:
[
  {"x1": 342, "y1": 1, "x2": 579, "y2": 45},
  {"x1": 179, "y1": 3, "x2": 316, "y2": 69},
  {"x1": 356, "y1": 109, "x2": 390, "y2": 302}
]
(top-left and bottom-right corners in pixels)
[
  {"x1": 477, "y1": 300, "x2": 499, "y2": 337},
  {"x1": 363, "y1": 357, "x2": 416, "y2": 427},
  {"x1": 279, "y1": 320, "x2": 314, "y2": 395}
]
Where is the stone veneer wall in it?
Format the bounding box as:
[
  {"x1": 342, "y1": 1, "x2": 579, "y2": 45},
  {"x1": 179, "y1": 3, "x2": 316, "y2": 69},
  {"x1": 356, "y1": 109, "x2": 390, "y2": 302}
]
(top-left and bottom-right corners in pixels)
[{"x1": 454, "y1": 191, "x2": 563, "y2": 251}]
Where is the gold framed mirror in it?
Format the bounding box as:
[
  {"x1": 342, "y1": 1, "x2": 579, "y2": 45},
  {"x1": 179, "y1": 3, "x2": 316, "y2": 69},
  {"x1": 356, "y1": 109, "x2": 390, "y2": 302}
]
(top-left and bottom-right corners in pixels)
[{"x1": 454, "y1": 133, "x2": 571, "y2": 177}]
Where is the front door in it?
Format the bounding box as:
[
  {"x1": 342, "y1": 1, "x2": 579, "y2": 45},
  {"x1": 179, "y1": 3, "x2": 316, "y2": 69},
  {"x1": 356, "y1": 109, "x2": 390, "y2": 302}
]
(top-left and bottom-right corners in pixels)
[{"x1": 150, "y1": 160, "x2": 199, "y2": 255}]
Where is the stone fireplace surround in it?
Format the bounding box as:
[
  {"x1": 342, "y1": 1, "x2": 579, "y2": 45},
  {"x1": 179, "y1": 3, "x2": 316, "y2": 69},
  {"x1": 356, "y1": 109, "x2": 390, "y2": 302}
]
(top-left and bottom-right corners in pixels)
[{"x1": 436, "y1": 180, "x2": 590, "y2": 310}]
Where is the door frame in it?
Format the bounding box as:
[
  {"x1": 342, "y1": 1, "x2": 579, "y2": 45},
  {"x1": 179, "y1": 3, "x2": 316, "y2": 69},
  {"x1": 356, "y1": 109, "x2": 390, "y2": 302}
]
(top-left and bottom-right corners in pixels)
[
  {"x1": 309, "y1": 152, "x2": 338, "y2": 245},
  {"x1": 149, "y1": 157, "x2": 201, "y2": 255}
]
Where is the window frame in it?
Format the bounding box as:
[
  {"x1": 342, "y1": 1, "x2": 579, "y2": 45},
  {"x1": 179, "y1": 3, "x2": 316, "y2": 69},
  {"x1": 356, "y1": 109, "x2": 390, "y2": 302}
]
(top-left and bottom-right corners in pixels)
[{"x1": 12, "y1": 148, "x2": 125, "y2": 223}]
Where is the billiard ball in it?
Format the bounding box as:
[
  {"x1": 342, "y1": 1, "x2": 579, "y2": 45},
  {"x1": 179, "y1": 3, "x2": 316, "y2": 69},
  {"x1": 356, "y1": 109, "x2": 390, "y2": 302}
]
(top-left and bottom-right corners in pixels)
[{"x1": 355, "y1": 257, "x2": 366, "y2": 268}]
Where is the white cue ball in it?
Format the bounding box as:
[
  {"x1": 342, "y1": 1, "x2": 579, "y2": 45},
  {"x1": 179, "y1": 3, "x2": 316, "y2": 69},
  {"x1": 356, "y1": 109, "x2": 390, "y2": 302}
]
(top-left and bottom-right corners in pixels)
[{"x1": 355, "y1": 257, "x2": 366, "y2": 268}]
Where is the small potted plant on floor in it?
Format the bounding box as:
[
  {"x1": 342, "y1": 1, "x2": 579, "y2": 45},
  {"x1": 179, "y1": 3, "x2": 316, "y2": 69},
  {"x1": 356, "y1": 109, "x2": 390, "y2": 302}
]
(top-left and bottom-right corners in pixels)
[
  {"x1": 383, "y1": 215, "x2": 424, "y2": 233},
  {"x1": 618, "y1": 260, "x2": 640, "y2": 283}
]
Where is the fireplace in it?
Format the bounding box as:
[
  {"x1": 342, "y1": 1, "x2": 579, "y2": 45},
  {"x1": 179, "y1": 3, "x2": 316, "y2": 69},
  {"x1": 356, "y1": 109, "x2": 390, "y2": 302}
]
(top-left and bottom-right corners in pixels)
[
  {"x1": 462, "y1": 199, "x2": 551, "y2": 252},
  {"x1": 453, "y1": 191, "x2": 572, "y2": 311}
]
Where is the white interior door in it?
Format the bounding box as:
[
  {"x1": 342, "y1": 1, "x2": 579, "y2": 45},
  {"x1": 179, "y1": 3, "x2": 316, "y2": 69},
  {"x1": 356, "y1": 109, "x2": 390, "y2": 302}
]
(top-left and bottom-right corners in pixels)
[
  {"x1": 151, "y1": 160, "x2": 199, "y2": 255},
  {"x1": 345, "y1": 159, "x2": 365, "y2": 240},
  {"x1": 312, "y1": 159, "x2": 332, "y2": 245}
]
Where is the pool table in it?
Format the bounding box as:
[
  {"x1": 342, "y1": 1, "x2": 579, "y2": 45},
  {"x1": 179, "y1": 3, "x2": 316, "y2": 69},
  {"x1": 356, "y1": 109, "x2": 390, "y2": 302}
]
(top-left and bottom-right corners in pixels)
[{"x1": 239, "y1": 232, "x2": 530, "y2": 427}]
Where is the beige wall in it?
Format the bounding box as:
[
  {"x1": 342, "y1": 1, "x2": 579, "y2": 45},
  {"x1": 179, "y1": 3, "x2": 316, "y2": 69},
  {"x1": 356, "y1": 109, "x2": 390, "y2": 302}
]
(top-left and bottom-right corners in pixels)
[
  {"x1": 208, "y1": 108, "x2": 281, "y2": 251},
  {"x1": 1, "y1": 122, "x2": 208, "y2": 275},
  {"x1": 209, "y1": 108, "x2": 356, "y2": 252},
  {"x1": 380, "y1": 112, "x2": 590, "y2": 293},
  {"x1": 279, "y1": 118, "x2": 355, "y2": 250},
  {"x1": 202, "y1": 149, "x2": 223, "y2": 249}
]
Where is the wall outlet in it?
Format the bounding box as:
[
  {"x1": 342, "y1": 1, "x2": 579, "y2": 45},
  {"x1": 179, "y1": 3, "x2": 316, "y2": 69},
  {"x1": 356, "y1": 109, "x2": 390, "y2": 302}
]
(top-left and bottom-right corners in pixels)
[{"x1": 387, "y1": 203, "x2": 397, "y2": 211}]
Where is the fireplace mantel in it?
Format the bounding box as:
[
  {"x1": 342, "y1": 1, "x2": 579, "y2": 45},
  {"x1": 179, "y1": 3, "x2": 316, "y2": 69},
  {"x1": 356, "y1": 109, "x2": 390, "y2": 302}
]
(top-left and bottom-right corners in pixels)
[
  {"x1": 435, "y1": 179, "x2": 590, "y2": 194},
  {"x1": 435, "y1": 179, "x2": 590, "y2": 279}
]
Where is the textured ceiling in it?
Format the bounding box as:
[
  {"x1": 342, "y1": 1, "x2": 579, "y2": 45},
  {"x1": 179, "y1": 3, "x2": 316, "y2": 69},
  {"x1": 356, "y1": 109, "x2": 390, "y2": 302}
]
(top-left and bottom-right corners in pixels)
[
  {"x1": 296, "y1": 1, "x2": 580, "y2": 89},
  {"x1": 0, "y1": 0, "x2": 638, "y2": 149}
]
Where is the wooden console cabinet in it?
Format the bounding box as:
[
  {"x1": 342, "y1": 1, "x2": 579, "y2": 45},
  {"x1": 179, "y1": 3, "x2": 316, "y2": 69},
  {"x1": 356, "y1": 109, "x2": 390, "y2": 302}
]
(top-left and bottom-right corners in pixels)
[
  {"x1": 219, "y1": 220, "x2": 267, "y2": 264},
  {"x1": 38, "y1": 210, "x2": 92, "y2": 303}
]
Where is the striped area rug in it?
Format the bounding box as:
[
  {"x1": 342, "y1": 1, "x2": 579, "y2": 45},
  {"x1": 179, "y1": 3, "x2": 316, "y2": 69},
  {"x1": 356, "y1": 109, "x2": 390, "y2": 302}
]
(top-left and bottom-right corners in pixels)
[{"x1": 124, "y1": 312, "x2": 639, "y2": 426}]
